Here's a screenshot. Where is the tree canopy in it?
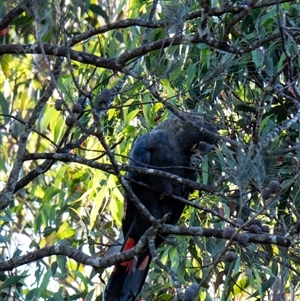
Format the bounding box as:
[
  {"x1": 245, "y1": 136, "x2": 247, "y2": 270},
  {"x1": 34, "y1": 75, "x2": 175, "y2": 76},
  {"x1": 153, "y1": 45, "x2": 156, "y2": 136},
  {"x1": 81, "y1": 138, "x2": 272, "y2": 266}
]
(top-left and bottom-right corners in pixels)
[{"x1": 0, "y1": 0, "x2": 300, "y2": 300}]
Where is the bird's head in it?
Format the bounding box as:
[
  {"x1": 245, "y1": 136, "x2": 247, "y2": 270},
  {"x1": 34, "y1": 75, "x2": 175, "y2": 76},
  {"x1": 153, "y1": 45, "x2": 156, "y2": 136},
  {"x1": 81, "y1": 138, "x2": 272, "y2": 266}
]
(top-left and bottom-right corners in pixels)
[{"x1": 165, "y1": 112, "x2": 218, "y2": 154}]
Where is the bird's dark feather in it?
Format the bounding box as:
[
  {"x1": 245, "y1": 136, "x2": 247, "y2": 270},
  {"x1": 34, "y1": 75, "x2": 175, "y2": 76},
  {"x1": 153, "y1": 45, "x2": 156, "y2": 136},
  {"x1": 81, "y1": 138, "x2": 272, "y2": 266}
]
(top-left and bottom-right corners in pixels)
[{"x1": 105, "y1": 113, "x2": 218, "y2": 301}]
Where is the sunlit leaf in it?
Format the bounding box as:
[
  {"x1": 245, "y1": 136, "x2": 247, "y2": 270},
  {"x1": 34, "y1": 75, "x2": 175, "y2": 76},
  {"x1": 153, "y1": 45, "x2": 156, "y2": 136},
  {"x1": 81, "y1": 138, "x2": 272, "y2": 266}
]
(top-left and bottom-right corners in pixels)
[
  {"x1": 56, "y1": 222, "x2": 75, "y2": 240},
  {"x1": 90, "y1": 186, "x2": 108, "y2": 228}
]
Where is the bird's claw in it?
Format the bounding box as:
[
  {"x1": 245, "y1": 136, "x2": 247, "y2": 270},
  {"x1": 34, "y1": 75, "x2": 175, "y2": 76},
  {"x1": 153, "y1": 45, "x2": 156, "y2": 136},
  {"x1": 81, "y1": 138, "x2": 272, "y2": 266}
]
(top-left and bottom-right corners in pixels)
[{"x1": 190, "y1": 151, "x2": 203, "y2": 169}]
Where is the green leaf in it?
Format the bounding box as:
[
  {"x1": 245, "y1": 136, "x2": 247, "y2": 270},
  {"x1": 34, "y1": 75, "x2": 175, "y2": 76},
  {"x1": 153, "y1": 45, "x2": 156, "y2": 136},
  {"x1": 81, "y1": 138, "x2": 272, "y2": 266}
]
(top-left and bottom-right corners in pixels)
[
  {"x1": 57, "y1": 256, "x2": 68, "y2": 278},
  {"x1": 109, "y1": 191, "x2": 122, "y2": 226},
  {"x1": 0, "y1": 92, "x2": 9, "y2": 125},
  {"x1": 85, "y1": 288, "x2": 95, "y2": 301},
  {"x1": 0, "y1": 145, "x2": 8, "y2": 172},
  {"x1": 52, "y1": 291, "x2": 65, "y2": 301},
  {"x1": 89, "y1": 4, "x2": 109, "y2": 22},
  {"x1": 1, "y1": 275, "x2": 26, "y2": 289},
  {"x1": 157, "y1": 293, "x2": 173, "y2": 301},
  {"x1": 0, "y1": 273, "x2": 7, "y2": 282},
  {"x1": 252, "y1": 268, "x2": 263, "y2": 300},
  {"x1": 252, "y1": 49, "x2": 263, "y2": 69},
  {"x1": 90, "y1": 186, "x2": 108, "y2": 229},
  {"x1": 39, "y1": 269, "x2": 52, "y2": 293},
  {"x1": 52, "y1": 112, "x2": 64, "y2": 143},
  {"x1": 186, "y1": 64, "x2": 196, "y2": 88},
  {"x1": 259, "y1": 114, "x2": 273, "y2": 134},
  {"x1": 0, "y1": 54, "x2": 12, "y2": 78},
  {"x1": 26, "y1": 288, "x2": 40, "y2": 300},
  {"x1": 51, "y1": 261, "x2": 58, "y2": 276},
  {"x1": 72, "y1": 270, "x2": 93, "y2": 291},
  {"x1": 56, "y1": 222, "x2": 75, "y2": 240},
  {"x1": 123, "y1": 109, "x2": 139, "y2": 128}
]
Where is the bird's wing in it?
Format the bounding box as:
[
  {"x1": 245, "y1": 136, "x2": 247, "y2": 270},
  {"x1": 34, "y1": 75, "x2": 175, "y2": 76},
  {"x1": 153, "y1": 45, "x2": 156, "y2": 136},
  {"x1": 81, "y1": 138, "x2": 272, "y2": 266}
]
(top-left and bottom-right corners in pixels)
[
  {"x1": 105, "y1": 130, "x2": 180, "y2": 301},
  {"x1": 122, "y1": 129, "x2": 178, "y2": 234}
]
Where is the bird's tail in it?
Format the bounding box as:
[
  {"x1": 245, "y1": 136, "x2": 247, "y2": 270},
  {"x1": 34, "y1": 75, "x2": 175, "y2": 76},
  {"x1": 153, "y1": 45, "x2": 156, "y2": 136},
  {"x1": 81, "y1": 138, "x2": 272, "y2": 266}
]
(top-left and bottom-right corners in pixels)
[{"x1": 104, "y1": 237, "x2": 152, "y2": 301}]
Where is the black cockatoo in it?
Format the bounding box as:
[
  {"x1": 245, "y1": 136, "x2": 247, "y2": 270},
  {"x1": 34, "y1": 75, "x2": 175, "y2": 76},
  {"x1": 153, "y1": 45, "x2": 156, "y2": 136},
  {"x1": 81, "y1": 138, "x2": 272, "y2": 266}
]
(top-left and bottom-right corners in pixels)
[{"x1": 105, "y1": 112, "x2": 218, "y2": 301}]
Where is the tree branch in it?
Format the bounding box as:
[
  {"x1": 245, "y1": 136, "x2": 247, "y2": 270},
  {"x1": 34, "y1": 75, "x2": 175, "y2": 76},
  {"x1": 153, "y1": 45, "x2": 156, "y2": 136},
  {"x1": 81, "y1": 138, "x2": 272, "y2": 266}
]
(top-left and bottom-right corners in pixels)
[
  {"x1": 0, "y1": 0, "x2": 34, "y2": 31},
  {"x1": 0, "y1": 224, "x2": 291, "y2": 272},
  {"x1": 21, "y1": 152, "x2": 218, "y2": 194},
  {"x1": 67, "y1": 0, "x2": 293, "y2": 47},
  {"x1": 160, "y1": 224, "x2": 291, "y2": 247},
  {"x1": 1, "y1": 30, "x2": 297, "y2": 70}
]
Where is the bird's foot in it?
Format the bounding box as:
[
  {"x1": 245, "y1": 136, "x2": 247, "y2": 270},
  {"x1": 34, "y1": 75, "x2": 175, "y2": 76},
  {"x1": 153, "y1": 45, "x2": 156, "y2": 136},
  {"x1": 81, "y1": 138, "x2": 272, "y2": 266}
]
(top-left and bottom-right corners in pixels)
[{"x1": 190, "y1": 152, "x2": 203, "y2": 169}]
